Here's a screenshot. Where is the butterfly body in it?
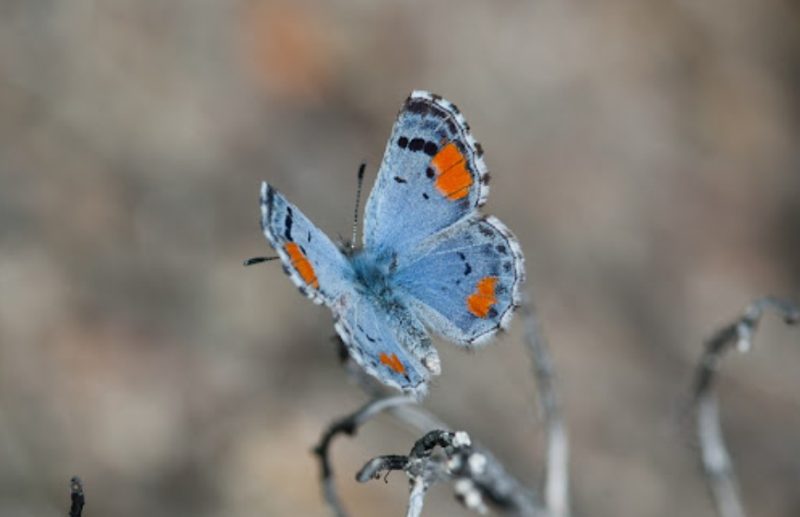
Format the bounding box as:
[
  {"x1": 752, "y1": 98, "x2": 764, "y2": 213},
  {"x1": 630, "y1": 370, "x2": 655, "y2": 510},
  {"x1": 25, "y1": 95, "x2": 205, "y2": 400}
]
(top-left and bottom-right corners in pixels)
[
  {"x1": 260, "y1": 91, "x2": 525, "y2": 397},
  {"x1": 349, "y1": 248, "x2": 397, "y2": 299}
]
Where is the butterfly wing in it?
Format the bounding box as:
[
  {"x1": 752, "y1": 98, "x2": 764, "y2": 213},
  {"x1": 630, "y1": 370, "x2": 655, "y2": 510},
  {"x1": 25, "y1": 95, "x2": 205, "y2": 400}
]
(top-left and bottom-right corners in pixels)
[
  {"x1": 363, "y1": 91, "x2": 490, "y2": 254},
  {"x1": 333, "y1": 290, "x2": 438, "y2": 397},
  {"x1": 261, "y1": 182, "x2": 438, "y2": 395},
  {"x1": 260, "y1": 182, "x2": 352, "y2": 305},
  {"x1": 394, "y1": 215, "x2": 525, "y2": 346}
]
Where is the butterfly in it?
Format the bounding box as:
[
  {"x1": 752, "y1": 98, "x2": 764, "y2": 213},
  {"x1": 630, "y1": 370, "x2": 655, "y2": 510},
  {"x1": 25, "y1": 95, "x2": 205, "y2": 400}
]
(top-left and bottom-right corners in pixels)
[{"x1": 259, "y1": 91, "x2": 525, "y2": 397}]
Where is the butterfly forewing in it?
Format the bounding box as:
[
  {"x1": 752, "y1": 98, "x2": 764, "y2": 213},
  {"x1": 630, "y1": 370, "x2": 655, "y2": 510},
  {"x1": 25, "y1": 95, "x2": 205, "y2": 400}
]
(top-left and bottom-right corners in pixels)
[
  {"x1": 260, "y1": 183, "x2": 352, "y2": 304},
  {"x1": 363, "y1": 91, "x2": 490, "y2": 255}
]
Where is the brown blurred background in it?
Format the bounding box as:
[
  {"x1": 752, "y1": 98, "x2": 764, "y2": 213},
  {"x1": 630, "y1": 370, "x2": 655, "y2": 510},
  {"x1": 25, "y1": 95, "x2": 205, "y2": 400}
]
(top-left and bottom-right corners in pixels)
[{"x1": 1, "y1": 1, "x2": 799, "y2": 516}]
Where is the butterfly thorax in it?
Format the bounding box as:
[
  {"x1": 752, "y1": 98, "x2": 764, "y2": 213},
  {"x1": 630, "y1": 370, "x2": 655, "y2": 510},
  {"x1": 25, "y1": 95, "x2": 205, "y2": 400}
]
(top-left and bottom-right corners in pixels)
[{"x1": 348, "y1": 248, "x2": 400, "y2": 303}]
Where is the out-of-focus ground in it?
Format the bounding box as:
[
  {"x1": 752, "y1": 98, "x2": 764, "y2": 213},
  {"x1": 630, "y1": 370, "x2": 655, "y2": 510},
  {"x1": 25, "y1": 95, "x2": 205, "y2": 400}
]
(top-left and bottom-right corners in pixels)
[{"x1": 1, "y1": 1, "x2": 799, "y2": 516}]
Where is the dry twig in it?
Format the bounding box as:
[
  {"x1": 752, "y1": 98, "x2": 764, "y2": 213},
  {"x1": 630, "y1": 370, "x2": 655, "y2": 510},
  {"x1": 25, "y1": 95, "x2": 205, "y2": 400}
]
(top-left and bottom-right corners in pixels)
[
  {"x1": 315, "y1": 293, "x2": 563, "y2": 516},
  {"x1": 691, "y1": 297, "x2": 799, "y2": 517},
  {"x1": 357, "y1": 429, "x2": 546, "y2": 516},
  {"x1": 522, "y1": 296, "x2": 570, "y2": 517},
  {"x1": 313, "y1": 395, "x2": 416, "y2": 517}
]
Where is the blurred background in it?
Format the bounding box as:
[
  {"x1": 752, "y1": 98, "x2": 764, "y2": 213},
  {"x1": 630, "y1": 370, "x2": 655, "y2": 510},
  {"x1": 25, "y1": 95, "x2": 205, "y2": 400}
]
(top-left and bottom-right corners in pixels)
[{"x1": 1, "y1": 1, "x2": 799, "y2": 515}]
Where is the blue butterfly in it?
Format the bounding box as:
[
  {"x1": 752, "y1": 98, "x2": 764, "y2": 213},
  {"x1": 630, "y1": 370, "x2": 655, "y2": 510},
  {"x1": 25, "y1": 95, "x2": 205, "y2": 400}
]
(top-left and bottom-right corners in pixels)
[{"x1": 260, "y1": 91, "x2": 525, "y2": 397}]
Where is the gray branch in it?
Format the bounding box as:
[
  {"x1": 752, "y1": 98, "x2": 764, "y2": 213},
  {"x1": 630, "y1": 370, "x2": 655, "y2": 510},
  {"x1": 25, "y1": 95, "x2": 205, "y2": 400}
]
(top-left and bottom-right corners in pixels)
[
  {"x1": 313, "y1": 395, "x2": 417, "y2": 517},
  {"x1": 378, "y1": 404, "x2": 541, "y2": 514},
  {"x1": 357, "y1": 429, "x2": 527, "y2": 516},
  {"x1": 522, "y1": 295, "x2": 570, "y2": 517},
  {"x1": 316, "y1": 292, "x2": 566, "y2": 516},
  {"x1": 691, "y1": 296, "x2": 799, "y2": 517}
]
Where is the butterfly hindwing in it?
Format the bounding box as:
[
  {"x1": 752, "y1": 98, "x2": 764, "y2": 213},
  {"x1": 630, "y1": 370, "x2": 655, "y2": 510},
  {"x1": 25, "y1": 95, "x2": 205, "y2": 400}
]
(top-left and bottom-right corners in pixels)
[
  {"x1": 333, "y1": 290, "x2": 438, "y2": 396},
  {"x1": 363, "y1": 91, "x2": 490, "y2": 254},
  {"x1": 394, "y1": 215, "x2": 524, "y2": 346},
  {"x1": 260, "y1": 182, "x2": 352, "y2": 305}
]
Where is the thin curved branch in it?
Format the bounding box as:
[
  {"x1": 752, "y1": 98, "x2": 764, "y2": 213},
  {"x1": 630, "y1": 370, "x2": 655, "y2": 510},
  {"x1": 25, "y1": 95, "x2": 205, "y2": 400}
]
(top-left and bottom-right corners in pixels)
[
  {"x1": 522, "y1": 295, "x2": 570, "y2": 517},
  {"x1": 313, "y1": 395, "x2": 416, "y2": 517},
  {"x1": 691, "y1": 296, "x2": 799, "y2": 517}
]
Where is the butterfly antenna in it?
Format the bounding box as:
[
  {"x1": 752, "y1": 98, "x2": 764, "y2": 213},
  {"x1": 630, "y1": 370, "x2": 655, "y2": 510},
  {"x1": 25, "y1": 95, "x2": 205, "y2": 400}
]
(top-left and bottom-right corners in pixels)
[
  {"x1": 243, "y1": 256, "x2": 279, "y2": 266},
  {"x1": 351, "y1": 162, "x2": 366, "y2": 249}
]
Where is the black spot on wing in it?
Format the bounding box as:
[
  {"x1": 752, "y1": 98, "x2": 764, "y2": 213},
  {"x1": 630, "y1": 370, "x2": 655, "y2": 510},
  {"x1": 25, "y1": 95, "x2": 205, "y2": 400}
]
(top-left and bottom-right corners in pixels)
[
  {"x1": 422, "y1": 192, "x2": 429, "y2": 200},
  {"x1": 394, "y1": 176, "x2": 407, "y2": 184},
  {"x1": 423, "y1": 141, "x2": 438, "y2": 156},
  {"x1": 357, "y1": 324, "x2": 378, "y2": 343},
  {"x1": 265, "y1": 185, "x2": 274, "y2": 211},
  {"x1": 263, "y1": 186, "x2": 275, "y2": 232},
  {"x1": 488, "y1": 308, "x2": 498, "y2": 318},
  {"x1": 426, "y1": 168, "x2": 434, "y2": 178},
  {"x1": 478, "y1": 224, "x2": 494, "y2": 237},
  {"x1": 456, "y1": 252, "x2": 472, "y2": 276},
  {"x1": 503, "y1": 262, "x2": 512, "y2": 273},
  {"x1": 496, "y1": 244, "x2": 507, "y2": 254},
  {"x1": 284, "y1": 206, "x2": 294, "y2": 241},
  {"x1": 409, "y1": 138, "x2": 425, "y2": 151},
  {"x1": 405, "y1": 98, "x2": 432, "y2": 115},
  {"x1": 398, "y1": 136, "x2": 409, "y2": 148},
  {"x1": 307, "y1": 231, "x2": 312, "y2": 242}
]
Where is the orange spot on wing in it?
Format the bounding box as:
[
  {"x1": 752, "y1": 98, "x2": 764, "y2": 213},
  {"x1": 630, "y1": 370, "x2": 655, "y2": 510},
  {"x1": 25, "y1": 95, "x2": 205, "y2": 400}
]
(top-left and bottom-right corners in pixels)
[
  {"x1": 467, "y1": 276, "x2": 498, "y2": 318},
  {"x1": 283, "y1": 242, "x2": 319, "y2": 289},
  {"x1": 379, "y1": 352, "x2": 406, "y2": 374},
  {"x1": 431, "y1": 143, "x2": 473, "y2": 200}
]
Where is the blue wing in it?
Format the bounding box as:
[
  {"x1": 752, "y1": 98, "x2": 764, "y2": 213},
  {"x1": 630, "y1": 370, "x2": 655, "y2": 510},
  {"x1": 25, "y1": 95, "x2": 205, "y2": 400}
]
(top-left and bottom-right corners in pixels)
[
  {"x1": 333, "y1": 290, "x2": 439, "y2": 397},
  {"x1": 261, "y1": 182, "x2": 439, "y2": 396},
  {"x1": 394, "y1": 215, "x2": 525, "y2": 346},
  {"x1": 260, "y1": 182, "x2": 352, "y2": 305},
  {"x1": 363, "y1": 91, "x2": 490, "y2": 255}
]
